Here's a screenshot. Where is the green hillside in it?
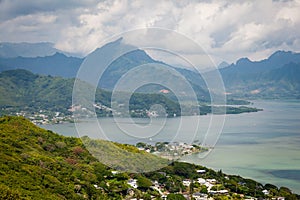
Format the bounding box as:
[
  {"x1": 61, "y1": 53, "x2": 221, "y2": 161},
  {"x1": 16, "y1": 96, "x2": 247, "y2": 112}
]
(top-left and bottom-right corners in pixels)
[
  {"x1": 0, "y1": 69, "x2": 261, "y2": 122},
  {"x1": 0, "y1": 116, "x2": 111, "y2": 199},
  {"x1": 0, "y1": 69, "x2": 181, "y2": 119},
  {"x1": 0, "y1": 69, "x2": 74, "y2": 111}
]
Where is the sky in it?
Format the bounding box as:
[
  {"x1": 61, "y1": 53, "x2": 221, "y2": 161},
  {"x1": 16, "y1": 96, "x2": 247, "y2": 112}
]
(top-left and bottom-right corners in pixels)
[{"x1": 0, "y1": 0, "x2": 300, "y2": 66}]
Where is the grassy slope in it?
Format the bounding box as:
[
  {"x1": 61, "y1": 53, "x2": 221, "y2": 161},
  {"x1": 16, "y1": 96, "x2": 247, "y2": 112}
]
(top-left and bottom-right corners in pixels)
[{"x1": 0, "y1": 116, "x2": 109, "y2": 199}]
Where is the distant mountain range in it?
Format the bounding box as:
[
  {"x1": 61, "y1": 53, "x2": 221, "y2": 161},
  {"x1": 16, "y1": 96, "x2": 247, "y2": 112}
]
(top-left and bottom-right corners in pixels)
[
  {"x1": 0, "y1": 42, "x2": 80, "y2": 58},
  {"x1": 0, "y1": 52, "x2": 82, "y2": 78},
  {"x1": 0, "y1": 39, "x2": 210, "y2": 102},
  {"x1": 0, "y1": 40, "x2": 299, "y2": 99},
  {"x1": 220, "y1": 51, "x2": 300, "y2": 98}
]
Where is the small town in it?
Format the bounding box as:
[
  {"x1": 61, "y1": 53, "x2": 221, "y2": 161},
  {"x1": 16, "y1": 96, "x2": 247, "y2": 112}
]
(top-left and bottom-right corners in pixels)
[
  {"x1": 98, "y1": 167, "x2": 288, "y2": 200},
  {"x1": 14, "y1": 109, "x2": 73, "y2": 124},
  {"x1": 136, "y1": 142, "x2": 208, "y2": 159}
]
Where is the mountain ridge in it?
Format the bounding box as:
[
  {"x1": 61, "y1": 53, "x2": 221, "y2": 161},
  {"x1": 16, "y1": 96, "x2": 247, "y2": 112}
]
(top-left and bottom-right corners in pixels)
[
  {"x1": 1, "y1": 40, "x2": 300, "y2": 99},
  {"x1": 219, "y1": 51, "x2": 300, "y2": 98},
  {"x1": 0, "y1": 42, "x2": 81, "y2": 58}
]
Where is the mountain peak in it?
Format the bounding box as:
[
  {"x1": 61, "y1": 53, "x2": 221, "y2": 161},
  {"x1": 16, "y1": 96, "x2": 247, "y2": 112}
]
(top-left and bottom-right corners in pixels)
[
  {"x1": 52, "y1": 52, "x2": 66, "y2": 57},
  {"x1": 101, "y1": 37, "x2": 123, "y2": 48},
  {"x1": 218, "y1": 61, "x2": 230, "y2": 69},
  {"x1": 236, "y1": 57, "x2": 251, "y2": 66},
  {"x1": 269, "y1": 50, "x2": 293, "y2": 59},
  {"x1": 115, "y1": 37, "x2": 123, "y2": 43}
]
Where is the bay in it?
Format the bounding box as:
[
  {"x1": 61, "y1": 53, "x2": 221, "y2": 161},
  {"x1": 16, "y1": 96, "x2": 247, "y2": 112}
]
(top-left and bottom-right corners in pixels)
[{"x1": 40, "y1": 100, "x2": 300, "y2": 193}]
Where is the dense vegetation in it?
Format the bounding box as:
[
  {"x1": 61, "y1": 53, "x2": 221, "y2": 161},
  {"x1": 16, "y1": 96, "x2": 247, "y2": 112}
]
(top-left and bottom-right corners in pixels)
[
  {"x1": 0, "y1": 69, "x2": 74, "y2": 112},
  {"x1": 0, "y1": 116, "x2": 299, "y2": 199},
  {"x1": 0, "y1": 116, "x2": 111, "y2": 199}
]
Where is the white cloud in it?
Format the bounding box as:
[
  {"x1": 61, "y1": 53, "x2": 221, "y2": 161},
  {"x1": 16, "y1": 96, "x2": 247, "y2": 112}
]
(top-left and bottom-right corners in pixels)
[{"x1": 0, "y1": 0, "x2": 300, "y2": 65}]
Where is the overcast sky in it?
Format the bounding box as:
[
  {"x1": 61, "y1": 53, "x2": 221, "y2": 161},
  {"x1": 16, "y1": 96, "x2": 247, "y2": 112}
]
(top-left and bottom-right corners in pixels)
[{"x1": 0, "y1": 0, "x2": 300, "y2": 65}]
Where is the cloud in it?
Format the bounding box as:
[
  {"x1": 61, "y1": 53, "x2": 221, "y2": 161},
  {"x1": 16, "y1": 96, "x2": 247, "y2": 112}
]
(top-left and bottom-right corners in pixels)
[
  {"x1": 0, "y1": 0, "x2": 99, "y2": 20},
  {"x1": 0, "y1": 0, "x2": 300, "y2": 65}
]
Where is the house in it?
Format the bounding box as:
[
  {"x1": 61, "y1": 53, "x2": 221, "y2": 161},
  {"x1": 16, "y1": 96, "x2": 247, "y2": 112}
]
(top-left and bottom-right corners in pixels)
[
  {"x1": 196, "y1": 169, "x2": 206, "y2": 174},
  {"x1": 158, "y1": 172, "x2": 167, "y2": 176},
  {"x1": 127, "y1": 188, "x2": 135, "y2": 196},
  {"x1": 159, "y1": 89, "x2": 170, "y2": 94},
  {"x1": 182, "y1": 179, "x2": 191, "y2": 186},
  {"x1": 218, "y1": 189, "x2": 229, "y2": 194},
  {"x1": 277, "y1": 197, "x2": 285, "y2": 200},
  {"x1": 145, "y1": 149, "x2": 151, "y2": 153},
  {"x1": 127, "y1": 179, "x2": 138, "y2": 189},
  {"x1": 204, "y1": 182, "x2": 214, "y2": 191},
  {"x1": 206, "y1": 179, "x2": 216, "y2": 184},
  {"x1": 193, "y1": 192, "x2": 208, "y2": 200},
  {"x1": 197, "y1": 178, "x2": 206, "y2": 184},
  {"x1": 111, "y1": 170, "x2": 119, "y2": 175},
  {"x1": 210, "y1": 189, "x2": 229, "y2": 195},
  {"x1": 93, "y1": 184, "x2": 101, "y2": 190},
  {"x1": 262, "y1": 189, "x2": 269, "y2": 195}
]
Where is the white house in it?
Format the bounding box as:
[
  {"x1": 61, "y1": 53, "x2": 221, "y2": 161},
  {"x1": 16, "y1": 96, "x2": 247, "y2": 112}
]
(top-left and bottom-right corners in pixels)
[
  {"x1": 197, "y1": 178, "x2": 206, "y2": 184},
  {"x1": 262, "y1": 189, "x2": 269, "y2": 195},
  {"x1": 182, "y1": 179, "x2": 191, "y2": 186},
  {"x1": 206, "y1": 179, "x2": 216, "y2": 184},
  {"x1": 192, "y1": 192, "x2": 208, "y2": 200},
  {"x1": 277, "y1": 197, "x2": 285, "y2": 200},
  {"x1": 196, "y1": 169, "x2": 206, "y2": 174},
  {"x1": 127, "y1": 179, "x2": 138, "y2": 189}
]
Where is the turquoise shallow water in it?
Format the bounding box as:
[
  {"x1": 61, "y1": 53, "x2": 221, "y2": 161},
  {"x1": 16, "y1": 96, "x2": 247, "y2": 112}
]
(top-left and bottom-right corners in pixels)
[{"x1": 41, "y1": 100, "x2": 300, "y2": 193}]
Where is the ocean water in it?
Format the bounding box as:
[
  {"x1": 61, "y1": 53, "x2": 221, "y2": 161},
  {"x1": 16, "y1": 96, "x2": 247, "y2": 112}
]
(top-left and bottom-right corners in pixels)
[
  {"x1": 182, "y1": 100, "x2": 300, "y2": 193},
  {"x1": 40, "y1": 100, "x2": 300, "y2": 193}
]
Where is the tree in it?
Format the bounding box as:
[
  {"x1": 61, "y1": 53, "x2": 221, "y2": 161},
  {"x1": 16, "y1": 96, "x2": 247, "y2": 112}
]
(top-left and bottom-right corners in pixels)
[
  {"x1": 167, "y1": 193, "x2": 186, "y2": 200},
  {"x1": 200, "y1": 185, "x2": 208, "y2": 194},
  {"x1": 137, "y1": 176, "x2": 152, "y2": 190},
  {"x1": 136, "y1": 142, "x2": 147, "y2": 148}
]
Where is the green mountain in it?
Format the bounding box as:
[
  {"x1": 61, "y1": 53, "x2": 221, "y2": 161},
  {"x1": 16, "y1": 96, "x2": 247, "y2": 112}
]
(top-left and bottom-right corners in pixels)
[
  {"x1": 221, "y1": 62, "x2": 300, "y2": 99},
  {"x1": 0, "y1": 116, "x2": 299, "y2": 199},
  {"x1": 0, "y1": 69, "x2": 262, "y2": 120},
  {"x1": 82, "y1": 38, "x2": 210, "y2": 102},
  {"x1": 0, "y1": 69, "x2": 181, "y2": 118},
  {"x1": 220, "y1": 51, "x2": 300, "y2": 98}
]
